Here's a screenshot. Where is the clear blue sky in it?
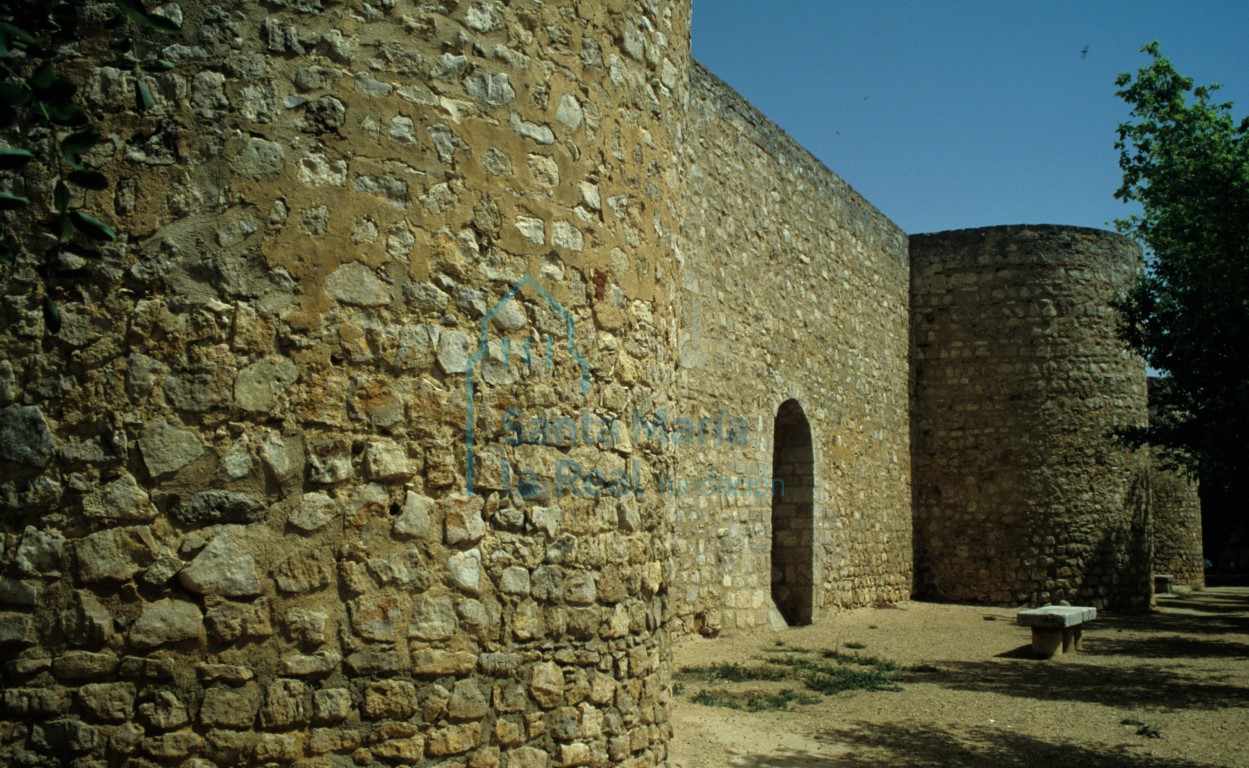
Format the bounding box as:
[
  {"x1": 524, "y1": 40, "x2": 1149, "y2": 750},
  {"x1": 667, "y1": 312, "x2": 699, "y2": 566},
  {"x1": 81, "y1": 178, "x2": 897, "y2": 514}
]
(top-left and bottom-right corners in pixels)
[{"x1": 692, "y1": 1, "x2": 1249, "y2": 235}]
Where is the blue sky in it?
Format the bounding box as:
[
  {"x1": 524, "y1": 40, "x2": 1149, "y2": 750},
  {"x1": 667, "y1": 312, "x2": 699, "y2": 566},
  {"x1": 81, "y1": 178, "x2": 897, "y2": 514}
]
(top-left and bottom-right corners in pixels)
[{"x1": 692, "y1": 1, "x2": 1249, "y2": 235}]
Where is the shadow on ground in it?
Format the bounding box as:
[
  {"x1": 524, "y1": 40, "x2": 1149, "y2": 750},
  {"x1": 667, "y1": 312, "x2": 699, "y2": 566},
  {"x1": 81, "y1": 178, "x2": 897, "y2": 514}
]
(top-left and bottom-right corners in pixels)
[
  {"x1": 919, "y1": 588, "x2": 1249, "y2": 710},
  {"x1": 726, "y1": 722, "x2": 1220, "y2": 768},
  {"x1": 920, "y1": 658, "x2": 1249, "y2": 710}
]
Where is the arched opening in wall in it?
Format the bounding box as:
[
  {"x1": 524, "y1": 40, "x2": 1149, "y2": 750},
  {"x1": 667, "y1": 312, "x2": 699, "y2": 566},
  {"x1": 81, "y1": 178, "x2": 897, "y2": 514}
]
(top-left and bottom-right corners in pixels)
[{"x1": 772, "y1": 399, "x2": 815, "y2": 626}]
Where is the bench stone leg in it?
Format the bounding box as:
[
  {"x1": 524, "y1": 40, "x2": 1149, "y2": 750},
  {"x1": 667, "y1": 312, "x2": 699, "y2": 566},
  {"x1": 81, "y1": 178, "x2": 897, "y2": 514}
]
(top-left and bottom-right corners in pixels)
[
  {"x1": 1031, "y1": 627, "x2": 1063, "y2": 658},
  {"x1": 1063, "y1": 627, "x2": 1083, "y2": 653}
]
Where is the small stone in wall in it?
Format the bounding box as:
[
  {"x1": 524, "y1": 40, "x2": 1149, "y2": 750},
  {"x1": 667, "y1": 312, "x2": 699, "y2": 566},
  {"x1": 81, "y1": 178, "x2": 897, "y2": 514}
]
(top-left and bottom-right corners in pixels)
[
  {"x1": 448, "y1": 549, "x2": 482, "y2": 595},
  {"x1": 139, "y1": 419, "x2": 205, "y2": 478},
  {"x1": 556, "y1": 95, "x2": 583, "y2": 131},
  {"x1": 62, "y1": 589, "x2": 113, "y2": 646},
  {"x1": 139, "y1": 690, "x2": 189, "y2": 731},
  {"x1": 231, "y1": 137, "x2": 285, "y2": 178},
  {"x1": 234, "y1": 357, "x2": 299, "y2": 412},
  {"x1": 509, "y1": 113, "x2": 554, "y2": 145},
  {"x1": 394, "y1": 491, "x2": 434, "y2": 539},
  {"x1": 324, "y1": 262, "x2": 391, "y2": 307},
  {"x1": 15, "y1": 525, "x2": 66, "y2": 576},
  {"x1": 409, "y1": 594, "x2": 457, "y2": 642},
  {"x1": 76, "y1": 525, "x2": 159, "y2": 583},
  {"x1": 221, "y1": 438, "x2": 253, "y2": 479},
  {"x1": 313, "y1": 688, "x2": 352, "y2": 725},
  {"x1": 552, "y1": 221, "x2": 583, "y2": 251},
  {"x1": 129, "y1": 598, "x2": 204, "y2": 649},
  {"x1": 297, "y1": 153, "x2": 347, "y2": 187},
  {"x1": 290, "y1": 492, "x2": 337, "y2": 532},
  {"x1": 515, "y1": 216, "x2": 545, "y2": 245},
  {"x1": 464, "y1": 72, "x2": 514, "y2": 107},
  {"x1": 272, "y1": 547, "x2": 332, "y2": 594},
  {"x1": 285, "y1": 608, "x2": 328, "y2": 645},
  {"x1": 529, "y1": 661, "x2": 565, "y2": 709},
  {"x1": 178, "y1": 527, "x2": 262, "y2": 597},
  {"x1": 174, "y1": 490, "x2": 268, "y2": 526},
  {"x1": 349, "y1": 592, "x2": 403, "y2": 642},
  {"x1": 204, "y1": 596, "x2": 273, "y2": 643},
  {"x1": 78, "y1": 681, "x2": 136, "y2": 722},
  {"x1": 0, "y1": 405, "x2": 55, "y2": 467},
  {"x1": 444, "y1": 494, "x2": 485, "y2": 546},
  {"x1": 437, "y1": 330, "x2": 471, "y2": 374},
  {"x1": 364, "y1": 439, "x2": 409, "y2": 479}
]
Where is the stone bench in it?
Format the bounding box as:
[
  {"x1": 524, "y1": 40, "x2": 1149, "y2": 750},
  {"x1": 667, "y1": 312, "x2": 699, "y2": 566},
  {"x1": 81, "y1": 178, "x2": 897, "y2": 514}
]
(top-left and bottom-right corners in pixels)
[
  {"x1": 1016, "y1": 605, "x2": 1096, "y2": 658},
  {"x1": 1154, "y1": 574, "x2": 1175, "y2": 594}
]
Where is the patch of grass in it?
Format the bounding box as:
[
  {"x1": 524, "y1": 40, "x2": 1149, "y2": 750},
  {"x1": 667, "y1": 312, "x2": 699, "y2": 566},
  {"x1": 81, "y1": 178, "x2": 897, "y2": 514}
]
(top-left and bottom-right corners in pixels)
[
  {"x1": 672, "y1": 682, "x2": 684, "y2": 696},
  {"x1": 815, "y1": 648, "x2": 899, "y2": 671},
  {"x1": 804, "y1": 664, "x2": 901, "y2": 694},
  {"x1": 676, "y1": 662, "x2": 789, "y2": 683},
  {"x1": 691, "y1": 688, "x2": 821, "y2": 712},
  {"x1": 844, "y1": 641, "x2": 867, "y2": 650},
  {"x1": 1121, "y1": 718, "x2": 1162, "y2": 739}
]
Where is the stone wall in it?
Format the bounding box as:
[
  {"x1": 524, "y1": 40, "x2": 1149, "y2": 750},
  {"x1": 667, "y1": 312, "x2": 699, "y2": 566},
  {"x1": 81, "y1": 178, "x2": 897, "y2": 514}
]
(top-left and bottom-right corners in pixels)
[
  {"x1": 0, "y1": 1, "x2": 688, "y2": 766},
  {"x1": 911, "y1": 225, "x2": 1153, "y2": 611},
  {"x1": 670, "y1": 64, "x2": 912, "y2": 635},
  {"x1": 1150, "y1": 463, "x2": 1204, "y2": 588}
]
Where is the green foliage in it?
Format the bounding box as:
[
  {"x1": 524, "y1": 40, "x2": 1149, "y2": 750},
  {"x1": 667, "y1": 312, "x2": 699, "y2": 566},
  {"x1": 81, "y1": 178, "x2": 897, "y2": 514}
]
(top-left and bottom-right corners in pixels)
[
  {"x1": 675, "y1": 662, "x2": 790, "y2": 683},
  {"x1": 682, "y1": 645, "x2": 903, "y2": 712},
  {"x1": 1113, "y1": 43, "x2": 1249, "y2": 486},
  {"x1": 0, "y1": 0, "x2": 180, "y2": 332},
  {"x1": 1121, "y1": 717, "x2": 1163, "y2": 739},
  {"x1": 690, "y1": 688, "x2": 821, "y2": 712}
]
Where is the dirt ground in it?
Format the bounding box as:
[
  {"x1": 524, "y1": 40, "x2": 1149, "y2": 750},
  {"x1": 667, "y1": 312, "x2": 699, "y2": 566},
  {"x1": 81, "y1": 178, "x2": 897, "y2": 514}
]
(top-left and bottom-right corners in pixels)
[{"x1": 669, "y1": 587, "x2": 1249, "y2": 768}]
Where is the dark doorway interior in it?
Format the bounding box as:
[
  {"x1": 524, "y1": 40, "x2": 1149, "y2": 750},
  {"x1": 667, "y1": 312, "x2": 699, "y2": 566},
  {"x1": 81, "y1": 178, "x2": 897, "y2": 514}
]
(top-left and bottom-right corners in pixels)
[{"x1": 771, "y1": 399, "x2": 815, "y2": 626}]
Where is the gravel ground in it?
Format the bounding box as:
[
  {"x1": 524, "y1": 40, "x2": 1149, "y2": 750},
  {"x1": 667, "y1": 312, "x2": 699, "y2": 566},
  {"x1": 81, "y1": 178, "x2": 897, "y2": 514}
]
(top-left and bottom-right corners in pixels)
[{"x1": 669, "y1": 587, "x2": 1249, "y2": 768}]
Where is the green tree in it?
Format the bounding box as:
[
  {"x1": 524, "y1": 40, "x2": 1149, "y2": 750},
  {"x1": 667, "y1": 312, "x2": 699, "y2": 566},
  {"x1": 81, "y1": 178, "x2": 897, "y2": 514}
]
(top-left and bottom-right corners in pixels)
[
  {"x1": 1114, "y1": 42, "x2": 1249, "y2": 562},
  {"x1": 0, "y1": 0, "x2": 177, "y2": 333}
]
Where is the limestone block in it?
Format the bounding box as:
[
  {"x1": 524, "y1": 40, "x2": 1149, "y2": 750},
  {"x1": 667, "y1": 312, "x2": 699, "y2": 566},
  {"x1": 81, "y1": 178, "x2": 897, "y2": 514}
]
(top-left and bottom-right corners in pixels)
[
  {"x1": 178, "y1": 527, "x2": 261, "y2": 596},
  {"x1": 129, "y1": 599, "x2": 203, "y2": 649}
]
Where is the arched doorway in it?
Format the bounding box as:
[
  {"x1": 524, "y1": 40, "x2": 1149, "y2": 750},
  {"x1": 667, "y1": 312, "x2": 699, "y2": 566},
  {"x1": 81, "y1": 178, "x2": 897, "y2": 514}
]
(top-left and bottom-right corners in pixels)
[{"x1": 771, "y1": 399, "x2": 814, "y2": 626}]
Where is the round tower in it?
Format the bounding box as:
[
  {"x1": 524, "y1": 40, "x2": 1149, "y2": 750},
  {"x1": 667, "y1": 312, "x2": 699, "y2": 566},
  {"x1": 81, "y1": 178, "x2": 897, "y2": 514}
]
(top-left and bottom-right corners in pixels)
[
  {"x1": 910, "y1": 225, "x2": 1152, "y2": 611},
  {"x1": 0, "y1": 2, "x2": 690, "y2": 766}
]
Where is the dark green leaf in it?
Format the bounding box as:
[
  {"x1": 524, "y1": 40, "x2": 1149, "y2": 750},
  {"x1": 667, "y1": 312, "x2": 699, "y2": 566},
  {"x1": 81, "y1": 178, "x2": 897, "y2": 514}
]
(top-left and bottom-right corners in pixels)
[
  {"x1": 134, "y1": 79, "x2": 155, "y2": 112},
  {"x1": 64, "y1": 242, "x2": 104, "y2": 260},
  {"x1": 0, "y1": 82, "x2": 30, "y2": 107},
  {"x1": 0, "y1": 23, "x2": 37, "y2": 46},
  {"x1": 0, "y1": 242, "x2": 13, "y2": 265},
  {"x1": 145, "y1": 13, "x2": 181, "y2": 34},
  {"x1": 58, "y1": 215, "x2": 73, "y2": 240},
  {"x1": 109, "y1": 36, "x2": 133, "y2": 54},
  {"x1": 41, "y1": 295, "x2": 61, "y2": 334},
  {"x1": 141, "y1": 58, "x2": 175, "y2": 73},
  {"x1": 69, "y1": 210, "x2": 116, "y2": 241},
  {"x1": 45, "y1": 101, "x2": 88, "y2": 127},
  {"x1": 0, "y1": 192, "x2": 30, "y2": 209},
  {"x1": 60, "y1": 127, "x2": 101, "y2": 155},
  {"x1": 28, "y1": 62, "x2": 56, "y2": 92},
  {"x1": 0, "y1": 147, "x2": 36, "y2": 170},
  {"x1": 113, "y1": 0, "x2": 150, "y2": 26},
  {"x1": 67, "y1": 170, "x2": 108, "y2": 191},
  {"x1": 53, "y1": 179, "x2": 68, "y2": 213}
]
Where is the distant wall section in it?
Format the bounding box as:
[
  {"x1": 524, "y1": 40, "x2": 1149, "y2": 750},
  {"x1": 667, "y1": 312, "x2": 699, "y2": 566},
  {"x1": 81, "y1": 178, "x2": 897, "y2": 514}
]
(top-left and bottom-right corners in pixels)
[
  {"x1": 670, "y1": 63, "x2": 912, "y2": 635},
  {"x1": 911, "y1": 225, "x2": 1152, "y2": 611}
]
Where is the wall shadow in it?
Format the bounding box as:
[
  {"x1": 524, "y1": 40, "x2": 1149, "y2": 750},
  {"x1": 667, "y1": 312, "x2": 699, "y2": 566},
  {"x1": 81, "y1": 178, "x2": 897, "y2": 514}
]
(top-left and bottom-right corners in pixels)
[
  {"x1": 921, "y1": 658, "x2": 1249, "y2": 710},
  {"x1": 724, "y1": 722, "x2": 1219, "y2": 768}
]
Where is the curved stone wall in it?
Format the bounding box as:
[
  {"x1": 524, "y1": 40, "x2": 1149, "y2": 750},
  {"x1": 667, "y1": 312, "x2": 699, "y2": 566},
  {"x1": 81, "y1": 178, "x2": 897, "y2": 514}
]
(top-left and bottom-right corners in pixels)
[
  {"x1": 1151, "y1": 461, "x2": 1205, "y2": 588},
  {"x1": 910, "y1": 225, "x2": 1152, "y2": 611},
  {"x1": 0, "y1": 2, "x2": 688, "y2": 766}
]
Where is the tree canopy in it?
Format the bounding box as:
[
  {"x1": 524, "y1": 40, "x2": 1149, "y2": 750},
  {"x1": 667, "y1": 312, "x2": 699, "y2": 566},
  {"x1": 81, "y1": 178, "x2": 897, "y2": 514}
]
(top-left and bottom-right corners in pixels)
[{"x1": 1113, "y1": 42, "x2": 1249, "y2": 499}]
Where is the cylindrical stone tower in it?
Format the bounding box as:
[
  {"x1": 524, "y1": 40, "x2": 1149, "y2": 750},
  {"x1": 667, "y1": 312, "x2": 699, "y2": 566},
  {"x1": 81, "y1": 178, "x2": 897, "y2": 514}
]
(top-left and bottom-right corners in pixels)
[
  {"x1": 0, "y1": 2, "x2": 689, "y2": 766},
  {"x1": 1148, "y1": 379, "x2": 1205, "y2": 589},
  {"x1": 910, "y1": 225, "x2": 1152, "y2": 611}
]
